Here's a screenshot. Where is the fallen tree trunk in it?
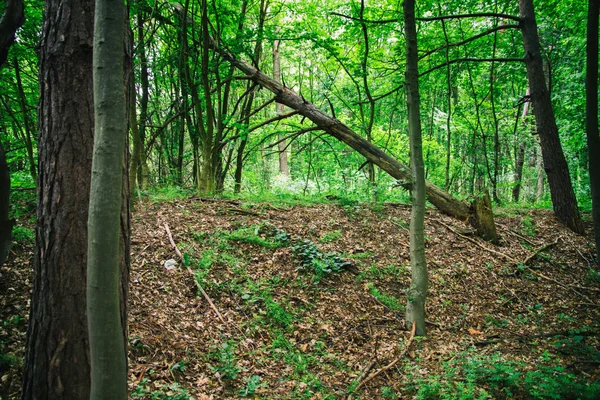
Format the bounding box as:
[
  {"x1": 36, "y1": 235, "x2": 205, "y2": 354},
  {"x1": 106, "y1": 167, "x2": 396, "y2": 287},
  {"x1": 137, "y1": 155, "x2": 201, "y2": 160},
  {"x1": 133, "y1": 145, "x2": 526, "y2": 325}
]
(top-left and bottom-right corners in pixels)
[{"x1": 209, "y1": 39, "x2": 497, "y2": 235}]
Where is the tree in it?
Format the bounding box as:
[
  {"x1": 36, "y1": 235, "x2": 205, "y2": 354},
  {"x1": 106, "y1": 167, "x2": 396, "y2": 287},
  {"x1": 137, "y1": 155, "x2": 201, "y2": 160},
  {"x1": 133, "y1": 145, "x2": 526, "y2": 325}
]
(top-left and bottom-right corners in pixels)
[
  {"x1": 22, "y1": 0, "x2": 130, "y2": 396},
  {"x1": 586, "y1": 0, "x2": 600, "y2": 261},
  {"x1": 403, "y1": 0, "x2": 427, "y2": 337},
  {"x1": 86, "y1": 0, "x2": 127, "y2": 396},
  {"x1": 519, "y1": 0, "x2": 585, "y2": 234},
  {"x1": 0, "y1": 0, "x2": 23, "y2": 267},
  {"x1": 0, "y1": 0, "x2": 24, "y2": 66}
]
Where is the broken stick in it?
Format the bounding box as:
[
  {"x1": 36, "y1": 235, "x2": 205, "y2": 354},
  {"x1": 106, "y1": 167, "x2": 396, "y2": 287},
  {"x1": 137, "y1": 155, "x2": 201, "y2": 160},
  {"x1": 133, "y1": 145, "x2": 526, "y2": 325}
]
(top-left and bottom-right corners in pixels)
[
  {"x1": 164, "y1": 223, "x2": 229, "y2": 328},
  {"x1": 352, "y1": 321, "x2": 417, "y2": 393}
]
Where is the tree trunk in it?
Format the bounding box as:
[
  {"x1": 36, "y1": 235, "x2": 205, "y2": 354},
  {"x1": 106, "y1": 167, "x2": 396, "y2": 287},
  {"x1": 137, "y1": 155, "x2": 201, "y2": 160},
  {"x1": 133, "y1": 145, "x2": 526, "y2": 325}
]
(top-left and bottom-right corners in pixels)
[
  {"x1": 273, "y1": 39, "x2": 290, "y2": 176},
  {"x1": 22, "y1": 0, "x2": 130, "y2": 396},
  {"x1": 403, "y1": 0, "x2": 427, "y2": 337},
  {"x1": 209, "y1": 38, "x2": 494, "y2": 230},
  {"x1": 0, "y1": 141, "x2": 13, "y2": 267},
  {"x1": 13, "y1": 56, "x2": 37, "y2": 186},
  {"x1": 0, "y1": 0, "x2": 24, "y2": 66},
  {"x1": 512, "y1": 141, "x2": 525, "y2": 202},
  {"x1": 519, "y1": 0, "x2": 584, "y2": 234},
  {"x1": 87, "y1": 0, "x2": 127, "y2": 396},
  {"x1": 587, "y1": 0, "x2": 600, "y2": 261}
]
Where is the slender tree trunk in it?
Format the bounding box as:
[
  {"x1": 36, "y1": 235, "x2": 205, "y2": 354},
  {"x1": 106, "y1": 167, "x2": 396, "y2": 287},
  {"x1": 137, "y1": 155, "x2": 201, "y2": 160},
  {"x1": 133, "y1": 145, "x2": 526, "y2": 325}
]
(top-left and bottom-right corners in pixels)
[
  {"x1": 519, "y1": 0, "x2": 584, "y2": 234},
  {"x1": 13, "y1": 56, "x2": 37, "y2": 186},
  {"x1": 0, "y1": 141, "x2": 13, "y2": 266},
  {"x1": 587, "y1": 0, "x2": 600, "y2": 261},
  {"x1": 273, "y1": 39, "x2": 290, "y2": 176},
  {"x1": 404, "y1": 0, "x2": 427, "y2": 337},
  {"x1": 490, "y1": 30, "x2": 500, "y2": 204},
  {"x1": 137, "y1": 10, "x2": 150, "y2": 189},
  {"x1": 513, "y1": 141, "x2": 525, "y2": 202},
  {"x1": 87, "y1": 0, "x2": 127, "y2": 396},
  {"x1": 536, "y1": 145, "x2": 544, "y2": 200},
  {"x1": 129, "y1": 78, "x2": 142, "y2": 196}
]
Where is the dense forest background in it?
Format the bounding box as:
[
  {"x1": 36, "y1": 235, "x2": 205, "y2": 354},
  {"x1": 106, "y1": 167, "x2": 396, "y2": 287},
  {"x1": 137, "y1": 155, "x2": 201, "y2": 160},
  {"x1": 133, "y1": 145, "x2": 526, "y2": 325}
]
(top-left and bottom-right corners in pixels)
[{"x1": 0, "y1": 0, "x2": 593, "y2": 208}]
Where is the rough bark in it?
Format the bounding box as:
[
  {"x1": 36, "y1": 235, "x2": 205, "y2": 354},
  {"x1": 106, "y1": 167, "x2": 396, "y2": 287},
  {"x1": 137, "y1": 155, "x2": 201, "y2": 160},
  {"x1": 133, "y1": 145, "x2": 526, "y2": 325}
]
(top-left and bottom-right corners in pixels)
[
  {"x1": 471, "y1": 190, "x2": 499, "y2": 244},
  {"x1": 0, "y1": 0, "x2": 24, "y2": 66},
  {"x1": 403, "y1": 0, "x2": 427, "y2": 337},
  {"x1": 587, "y1": 0, "x2": 600, "y2": 261},
  {"x1": 209, "y1": 39, "x2": 482, "y2": 226},
  {"x1": 512, "y1": 141, "x2": 525, "y2": 202},
  {"x1": 519, "y1": 0, "x2": 584, "y2": 234},
  {"x1": 22, "y1": 0, "x2": 130, "y2": 396}
]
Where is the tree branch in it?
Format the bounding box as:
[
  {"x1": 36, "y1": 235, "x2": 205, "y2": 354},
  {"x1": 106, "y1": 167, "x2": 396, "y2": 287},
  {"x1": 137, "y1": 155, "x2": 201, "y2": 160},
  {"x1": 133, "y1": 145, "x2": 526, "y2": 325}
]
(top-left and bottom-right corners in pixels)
[
  {"x1": 420, "y1": 57, "x2": 524, "y2": 77},
  {"x1": 418, "y1": 13, "x2": 520, "y2": 22},
  {"x1": 420, "y1": 24, "x2": 520, "y2": 60}
]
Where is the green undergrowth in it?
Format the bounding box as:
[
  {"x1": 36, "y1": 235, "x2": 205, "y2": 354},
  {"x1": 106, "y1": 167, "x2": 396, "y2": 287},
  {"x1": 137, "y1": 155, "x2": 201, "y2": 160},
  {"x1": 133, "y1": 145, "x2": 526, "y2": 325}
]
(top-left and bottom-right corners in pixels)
[{"x1": 402, "y1": 350, "x2": 600, "y2": 400}]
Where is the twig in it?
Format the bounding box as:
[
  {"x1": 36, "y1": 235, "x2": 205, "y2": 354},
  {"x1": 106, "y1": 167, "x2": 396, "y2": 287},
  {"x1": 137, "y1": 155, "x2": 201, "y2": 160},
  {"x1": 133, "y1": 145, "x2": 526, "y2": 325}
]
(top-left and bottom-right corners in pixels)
[
  {"x1": 352, "y1": 321, "x2": 417, "y2": 392},
  {"x1": 438, "y1": 220, "x2": 516, "y2": 262},
  {"x1": 347, "y1": 361, "x2": 376, "y2": 400},
  {"x1": 164, "y1": 223, "x2": 229, "y2": 328},
  {"x1": 226, "y1": 207, "x2": 261, "y2": 217},
  {"x1": 518, "y1": 239, "x2": 559, "y2": 266}
]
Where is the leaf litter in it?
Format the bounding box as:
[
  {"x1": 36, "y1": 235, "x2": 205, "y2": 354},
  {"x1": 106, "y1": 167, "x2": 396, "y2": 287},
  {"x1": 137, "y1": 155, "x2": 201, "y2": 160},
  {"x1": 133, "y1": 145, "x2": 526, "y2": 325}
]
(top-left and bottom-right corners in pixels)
[{"x1": 0, "y1": 199, "x2": 599, "y2": 398}]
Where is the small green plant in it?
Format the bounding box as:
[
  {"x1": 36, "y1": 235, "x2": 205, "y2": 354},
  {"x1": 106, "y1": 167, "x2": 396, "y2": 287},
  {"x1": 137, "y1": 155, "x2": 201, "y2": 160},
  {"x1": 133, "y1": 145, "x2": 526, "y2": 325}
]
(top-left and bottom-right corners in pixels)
[
  {"x1": 225, "y1": 225, "x2": 288, "y2": 249},
  {"x1": 132, "y1": 379, "x2": 191, "y2": 399},
  {"x1": 404, "y1": 351, "x2": 600, "y2": 399},
  {"x1": 209, "y1": 341, "x2": 241, "y2": 380},
  {"x1": 145, "y1": 186, "x2": 189, "y2": 203},
  {"x1": 368, "y1": 284, "x2": 404, "y2": 312},
  {"x1": 292, "y1": 240, "x2": 352, "y2": 282},
  {"x1": 381, "y1": 386, "x2": 397, "y2": 398},
  {"x1": 239, "y1": 375, "x2": 263, "y2": 397},
  {"x1": 12, "y1": 225, "x2": 34, "y2": 245},
  {"x1": 522, "y1": 215, "x2": 536, "y2": 236},
  {"x1": 319, "y1": 229, "x2": 342, "y2": 243}
]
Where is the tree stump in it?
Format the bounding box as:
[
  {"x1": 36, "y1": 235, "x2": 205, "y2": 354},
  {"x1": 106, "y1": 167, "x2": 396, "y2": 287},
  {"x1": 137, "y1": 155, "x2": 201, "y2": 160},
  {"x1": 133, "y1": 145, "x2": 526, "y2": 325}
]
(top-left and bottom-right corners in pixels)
[{"x1": 471, "y1": 190, "x2": 499, "y2": 245}]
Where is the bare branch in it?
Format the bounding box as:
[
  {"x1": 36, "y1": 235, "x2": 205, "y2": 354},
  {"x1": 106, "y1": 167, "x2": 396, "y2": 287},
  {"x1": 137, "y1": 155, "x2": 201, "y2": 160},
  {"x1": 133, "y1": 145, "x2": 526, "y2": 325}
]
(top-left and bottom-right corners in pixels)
[
  {"x1": 420, "y1": 24, "x2": 520, "y2": 60},
  {"x1": 420, "y1": 57, "x2": 524, "y2": 77},
  {"x1": 418, "y1": 13, "x2": 520, "y2": 22}
]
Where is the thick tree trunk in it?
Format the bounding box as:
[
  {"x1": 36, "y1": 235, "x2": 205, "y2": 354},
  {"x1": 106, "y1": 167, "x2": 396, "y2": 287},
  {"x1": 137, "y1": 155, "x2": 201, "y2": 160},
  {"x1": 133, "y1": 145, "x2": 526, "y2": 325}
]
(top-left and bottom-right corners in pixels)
[
  {"x1": 210, "y1": 39, "x2": 487, "y2": 228},
  {"x1": 519, "y1": 0, "x2": 584, "y2": 234},
  {"x1": 587, "y1": 0, "x2": 600, "y2": 261},
  {"x1": 403, "y1": 0, "x2": 427, "y2": 337},
  {"x1": 22, "y1": 0, "x2": 130, "y2": 397}
]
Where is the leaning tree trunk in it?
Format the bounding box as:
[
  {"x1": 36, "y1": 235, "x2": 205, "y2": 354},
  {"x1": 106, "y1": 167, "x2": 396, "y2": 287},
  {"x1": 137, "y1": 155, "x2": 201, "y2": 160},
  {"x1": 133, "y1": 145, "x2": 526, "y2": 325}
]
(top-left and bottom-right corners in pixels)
[
  {"x1": 22, "y1": 0, "x2": 130, "y2": 396},
  {"x1": 209, "y1": 38, "x2": 498, "y2": 239},
  {"x1": 519, "y1": 0, "x2": 585, "y2": 234},
  {"x1": 403, "y1": 0, "x2": 427, "y2": 337},
  {"x1": 586, "y1": 0, "x2": 600, "y2": 261}
]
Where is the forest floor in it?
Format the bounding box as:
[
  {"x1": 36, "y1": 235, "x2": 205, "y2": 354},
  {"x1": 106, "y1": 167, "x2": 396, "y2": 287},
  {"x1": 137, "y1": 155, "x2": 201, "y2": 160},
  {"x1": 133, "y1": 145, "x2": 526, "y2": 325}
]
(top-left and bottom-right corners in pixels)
[{"x1": 1, "y1": 197, "x2": 600, "y2": 399}]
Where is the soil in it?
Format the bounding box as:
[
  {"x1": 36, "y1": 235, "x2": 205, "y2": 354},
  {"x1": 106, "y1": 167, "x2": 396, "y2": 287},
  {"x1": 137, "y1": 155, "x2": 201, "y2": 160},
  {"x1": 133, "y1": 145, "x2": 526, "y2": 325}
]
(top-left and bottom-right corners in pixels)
[{"x1": 1, "y1": 198, "x2": 599, "y2": 399}]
